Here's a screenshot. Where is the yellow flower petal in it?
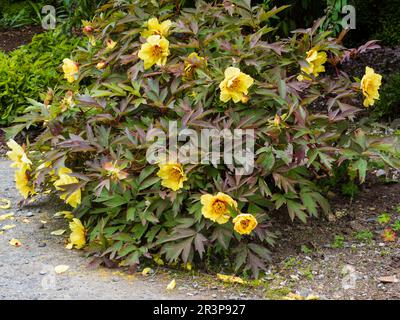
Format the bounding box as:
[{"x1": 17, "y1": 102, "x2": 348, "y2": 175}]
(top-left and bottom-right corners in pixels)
[
  {"x1": 0, "y1": 212, "x2": 14, "y2": 221},
  {"x1": 54, "y1": 167, "x2": 82, "y2": 208},
  {"x1": 142, "y1": 267, "x2": 152, "y2": 276},
  {"x1": 62, "y1": 58, "x2": 79, "y2": 83},
  {"x1": 232, "y1": 213, "x2": 258, "y2": 235},
  {"x1": 54, "y1": 211, "x2": 74, "y2": 220},
  {"x1": 54, "y1": 265, "x2": 70, "y2": 274},
  {"x1": 157, "y1": 163, "x2": 187, "y2": 191},
  {"x1": 6, "y1": 139, "x2": 32, "y2": 169},
  {"x1": 298, "y1": 48, "x2": 327, "y2": 81},
  {"x1": 9, "y1": 238, "x2": 22, "y2": 247},
  {"x1": 15, "y1": 166, "x2": 35, "y2": 199},
  {"x1": 200, "y1": 192, "x2": 237, "y2": 224},
  {"x1": 68, "y1": 218, "x2": 86, "y2": 249},
  {"x1": 217, "y1": 273, "x2": 245, "y2": 284},
  {"x1": 138, "y1": 35, "x2": 170, "y2": 70},
  {"x1": 219, "y1": 67, "x2": 254, "y2": 103},
  {"x1": 0, "y1": 198, "x2": 11, "y2": 209},
  {"x1": 361, "y1": 66, "x2": 382, "y2": 107},
  {"x1": 2, "y1": 224, "x2": 16, "y2": 231},
  {"x1": 142, "y1": 17, "x2": 172, "y2": 38},
  {"x1": 166, "y1": 279, "x2": 176, "y2": 290},
  {"x1": 51, "y1": 229, "x2": 66, "y2": 236}
]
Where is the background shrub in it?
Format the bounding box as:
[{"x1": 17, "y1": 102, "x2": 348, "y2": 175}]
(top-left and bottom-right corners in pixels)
[
  {"x1": 347, "y1": 0, "x2": 400, "y2": 47},
  {"x1": 0, "y1": 30, "x2": 81, "y2": 124},
  {"x1": 0, "y1": 0, "x2": 45, "y2": 29},
  {"x1": 373, "y1": 72, "x2": 400, "y2": 119}
]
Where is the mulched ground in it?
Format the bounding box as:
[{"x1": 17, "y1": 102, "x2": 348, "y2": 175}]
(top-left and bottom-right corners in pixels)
[
  {"x1": 0, "y1": 25, "x2": 43, "y2": 52},
  {"x1": 267, "y1": 177, "x2": 400, "y2": 300}
]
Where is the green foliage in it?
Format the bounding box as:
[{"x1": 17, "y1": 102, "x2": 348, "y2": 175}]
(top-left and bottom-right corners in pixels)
[
  {"x1": 0, "y1": 29, "x2": 81, "y2": 124},
  {"x1": 8, "y1": 0, "x2": 400, "y2": 277},
  {"x1": 392, "y1": 220, "x2": 400, "y2": 232},
  {"x1": 348, "y1": 0, "x2": 400, "y2": 46},
  {"x1": 260, "y1": 0, "x2": 347, "y2": 37},
  {"x1": 300, "y1": 244, "x2": 312, "y2": 254},
  {"x1": 354, "y1": 230, "x2": 373, "y2": 243},
  {"x1": 377, "y1": 213, "x2": 391, "y2": 225},
  {"x1": 340, "y1": 182, "x2": 359, "y2": 198},
  {"x1": 0, "y1": 0, "x2": 107, "y2": 31},
  {"x1": 0, "y1": 0, "x2": 45, "y2": 29},
  {"x1": 373, "y1": 72, "x2": 400, "y2": 120},
  {"x1": 332, "y1": 235, "x2": 345, "y2": 248},
  {"x1": 49, "y1": 0, "x2": 108, "y2": 30}
]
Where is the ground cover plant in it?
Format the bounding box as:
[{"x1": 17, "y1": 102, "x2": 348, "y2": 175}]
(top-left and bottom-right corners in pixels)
[
  {"x1": 5, "y1": 0, "x2": 400, "y2": 277},
  {"x1": 0, "y1": 29, "x2": 81, "y2": 124}
]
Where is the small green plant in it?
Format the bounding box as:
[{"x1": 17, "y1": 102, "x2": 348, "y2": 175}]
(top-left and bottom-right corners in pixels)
[
  {"x1": 283, "y1": 257, "x2": 302, "y2": 270},
  {"x1": 355, "y1": 230, "x2": 374, "y2": 243},
  {"x1": 300, "y1": 266, "x2": 314, "y2": 280},
  {"x1": 341, "y1": 182, "x2": 359, "y2": 198},
  {"x1": 300, "y1": 245, "x2": 313, "y2": 254},
  {"x1": 332, "y1": 235, "x2": 345, "y2": 248},
  {"x1": 391, "y1": 220, "x2": 400, "y2": 232},
  {"x1": 377, "y1": 213, "x2": 391, "y2": 225}
]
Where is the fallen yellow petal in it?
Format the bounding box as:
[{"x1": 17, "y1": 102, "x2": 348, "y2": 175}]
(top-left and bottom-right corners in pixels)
[
  {"x1": 283, "y1": 293, "x2": 320, "y2": 300},
  {"x1": 54, "y1": 265, "x2": 70, "y2": 274},
  {"x1": 142, "y1": 267, "x2": 152, "y2": 276},
  {"x1": 9, "y1": 238, "x2": 22, "y2": 247},
  {"x1": 166, "y1": 279, "x2": 176, "y2": 290},
  {"x1": 185, "y1": 262, "x2": 192, "y2": 271},
  {"x1": 22, "y1": 218, "x2": 30, "y2": 224},
  {"x1": 0, "y1": 212, "x2": 14, "y2": 221},
  {"x1": 2, "y1": 224, "x2": 16, "y2": 231},
  {"x1": 54, "y1": 211, "x2": 74, "y2": 220},
  {"x1": 217, "y1": 273, "x2": 245, "y2": 284},
  {"x1": 51, "y1": 229, "x2": 66, "y2": 236},
  {"x1": 0, "y1": 198, "x2": 11, "y2": 209}
]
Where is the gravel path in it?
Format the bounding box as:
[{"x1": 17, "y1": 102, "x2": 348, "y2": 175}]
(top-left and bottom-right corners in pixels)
[{"x1": 0, "y1": 159, "x2": 220, "y2": 300}]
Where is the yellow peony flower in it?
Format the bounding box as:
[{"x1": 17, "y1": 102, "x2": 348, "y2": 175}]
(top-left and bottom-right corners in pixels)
[
  {"x1": 361, "y1": 66, "x2": 382, "y2": 107},
  {"x1": 54, "y1": 167, "x2": 82, "y2": 208},
  {"x1": 142, "y1": 17, "x2": 172, "y2": 38},
  {"x1": 66, "y1": 218, "x2": 86, "y2": 249},
  {"x1": 103, "y1": 161, "x2": 129, "y2": 180},
  {"x1": 157, "y1": 163, "x2": 187, "y2": 191},
  {"x1": 15, "y1": 166, "x2": 35, "y2": 199},
  {"x1": 6, "y1": 139, "x2": 32, "y2": 169},
  {"x1": 138, "y1": 35, "x2": 170, "y2": 70},
  {"x1": 297, "y1": 49, "x2": 327, "y2": 81},
  {"x1": 62, "y1": 58, "x2": 79, "y2": 83},
  {"x1": 184, "y1": 52, "x2": 206, "y2": 78},
  {"x1": 200, "y1": 192, "x2": 237, "y2": 224},
  {"x1": 232, "y1": 213, "x2": 258, "y2": 235},
  {"x1": 106, "y1": 39, "x2": 117, "y2": 50},
  {"x1": 219, "y1": 67, "x2": 254, "y2": 103}
]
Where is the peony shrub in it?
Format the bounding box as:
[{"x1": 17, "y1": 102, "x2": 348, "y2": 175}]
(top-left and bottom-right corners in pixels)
[{"x1": 7, "y1": 0, "x2": 400, "y2": 277}]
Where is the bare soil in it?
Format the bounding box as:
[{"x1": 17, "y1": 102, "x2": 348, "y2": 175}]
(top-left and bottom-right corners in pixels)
[{"x1": 0, "y1": 25, "x2": 43, "y2": 52}]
